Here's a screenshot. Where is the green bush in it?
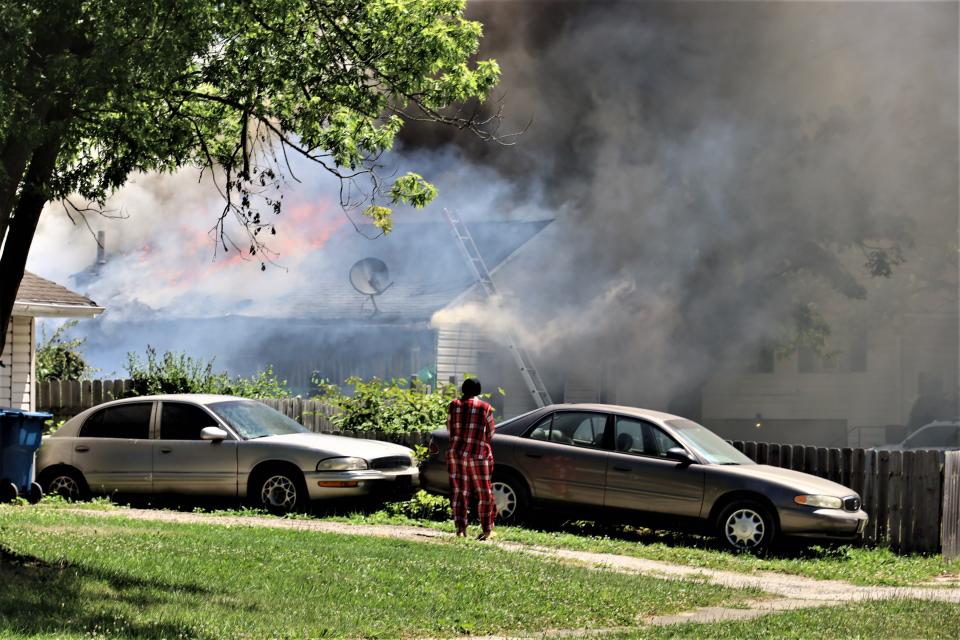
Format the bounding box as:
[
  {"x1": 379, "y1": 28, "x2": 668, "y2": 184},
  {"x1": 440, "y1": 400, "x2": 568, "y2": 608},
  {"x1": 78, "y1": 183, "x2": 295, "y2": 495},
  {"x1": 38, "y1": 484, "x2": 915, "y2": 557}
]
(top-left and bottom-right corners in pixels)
[
  {"x1": 384, "y1": 490, "x2": 452, "y2": 521},
  {"x1": 35, "y1": 320, "x2": 91, "y2": 381},
  {"x1": 315, "y1": 376, "x2": 459, "y2": 434},
  {"x1": 124, "y1": 346, "x2": 291, "y2": 399}
]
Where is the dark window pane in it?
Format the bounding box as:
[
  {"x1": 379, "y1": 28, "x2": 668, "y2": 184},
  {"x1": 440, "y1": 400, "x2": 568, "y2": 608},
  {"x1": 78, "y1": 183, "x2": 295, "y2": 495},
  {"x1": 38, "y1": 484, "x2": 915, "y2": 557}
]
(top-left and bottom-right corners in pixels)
[
  {"x1": 649, "y1": 426, "x2": 681, "y2": 457},
  {"x1": 161, "y1": 403, "x2": 216, "y2": 440},
  {"x1": 849, "y1": 328, "x2": 867, "y2": 372},
  {"x1": 527, "y1": 415, "x2": 553, "y2": 441},
  {"x1": 614, "y1": 418, "x2": 647, "y2": 455},
  {"x1": 757, "y1": 344, "x2": 775, "y2": 374},
  {"x1": 80, "y1": 403, "x2": 152, "y2": 439},
  {"x1": 551, "y1": 412, "x2": 605, "y2": 448}
]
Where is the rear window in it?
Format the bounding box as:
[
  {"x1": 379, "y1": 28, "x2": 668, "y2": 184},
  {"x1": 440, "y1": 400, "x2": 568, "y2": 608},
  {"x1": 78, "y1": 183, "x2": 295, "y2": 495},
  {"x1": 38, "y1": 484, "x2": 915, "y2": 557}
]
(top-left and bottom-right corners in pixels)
[{"x1": 80, "y1": 403, "x2": 152, "y2": 439}]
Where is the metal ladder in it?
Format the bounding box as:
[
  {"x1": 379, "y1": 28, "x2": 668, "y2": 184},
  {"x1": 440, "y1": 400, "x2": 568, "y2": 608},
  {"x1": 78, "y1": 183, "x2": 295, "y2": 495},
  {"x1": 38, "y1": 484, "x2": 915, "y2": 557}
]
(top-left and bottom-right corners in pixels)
[{"x1": 442, "y1": 208, "x2": 553, "y2": 407}]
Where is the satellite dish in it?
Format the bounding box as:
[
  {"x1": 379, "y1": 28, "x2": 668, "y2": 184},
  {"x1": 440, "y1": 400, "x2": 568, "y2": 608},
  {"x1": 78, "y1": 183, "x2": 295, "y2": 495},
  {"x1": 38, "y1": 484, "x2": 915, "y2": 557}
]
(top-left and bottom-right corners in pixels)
[{"x1": 349, "y1": 258, "x2": 393, "y2": 314}]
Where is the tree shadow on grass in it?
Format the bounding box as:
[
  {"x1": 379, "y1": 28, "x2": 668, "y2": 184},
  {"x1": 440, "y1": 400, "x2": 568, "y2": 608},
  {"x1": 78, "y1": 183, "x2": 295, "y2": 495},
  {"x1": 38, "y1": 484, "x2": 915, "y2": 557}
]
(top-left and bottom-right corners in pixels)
[{"x1": 0, "y1": 545, "x2": 218, "y2": 639}]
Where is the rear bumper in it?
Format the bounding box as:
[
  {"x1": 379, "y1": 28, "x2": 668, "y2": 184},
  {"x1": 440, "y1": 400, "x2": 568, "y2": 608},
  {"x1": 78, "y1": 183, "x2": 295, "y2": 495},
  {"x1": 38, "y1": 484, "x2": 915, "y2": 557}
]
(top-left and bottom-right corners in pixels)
[
  {"x1": 420, "y1": 460, "x2": 451, "y2": 495},
  {"x1": 304, "y1": 467, "x2": 420, "y2": 500},
  {"x1": 779, "y1": 506, "x2": 868, "y2": 539}
]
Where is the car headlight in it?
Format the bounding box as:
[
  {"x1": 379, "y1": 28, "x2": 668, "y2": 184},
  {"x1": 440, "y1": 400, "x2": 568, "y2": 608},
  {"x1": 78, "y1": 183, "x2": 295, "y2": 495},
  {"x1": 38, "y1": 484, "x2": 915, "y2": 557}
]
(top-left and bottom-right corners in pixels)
[
  {"x1": 316, "y1": 457, "x2": 368, "y2": 471},
  {"x1": 794, "y1": 495, "x2": 843, "y2": 509}
]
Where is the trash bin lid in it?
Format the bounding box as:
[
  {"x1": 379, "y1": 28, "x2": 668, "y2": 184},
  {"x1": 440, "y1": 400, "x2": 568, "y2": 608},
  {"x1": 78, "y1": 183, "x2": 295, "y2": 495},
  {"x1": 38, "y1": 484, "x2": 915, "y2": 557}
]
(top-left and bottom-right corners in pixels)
[{"x1": 0, "y1": 408, "x2": 53, "y2": 420}]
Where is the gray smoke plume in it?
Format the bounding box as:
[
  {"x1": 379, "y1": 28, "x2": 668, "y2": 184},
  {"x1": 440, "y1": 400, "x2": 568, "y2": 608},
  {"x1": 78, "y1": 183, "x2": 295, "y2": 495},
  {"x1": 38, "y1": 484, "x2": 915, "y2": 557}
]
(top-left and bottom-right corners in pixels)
[{"x1": 416, "y1": 0, "x2": 959, "y2": 414}]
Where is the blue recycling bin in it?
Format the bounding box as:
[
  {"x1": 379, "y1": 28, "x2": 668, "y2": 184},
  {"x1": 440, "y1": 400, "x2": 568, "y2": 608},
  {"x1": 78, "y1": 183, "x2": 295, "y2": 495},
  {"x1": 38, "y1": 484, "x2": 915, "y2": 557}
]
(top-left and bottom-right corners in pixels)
[{"x1": 0, "y1": 408, "x2": 50, "y2": 503}]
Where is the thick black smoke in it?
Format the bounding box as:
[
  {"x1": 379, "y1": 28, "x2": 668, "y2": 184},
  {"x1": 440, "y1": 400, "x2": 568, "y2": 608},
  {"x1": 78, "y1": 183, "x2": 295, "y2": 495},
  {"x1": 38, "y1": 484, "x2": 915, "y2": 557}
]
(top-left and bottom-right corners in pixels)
[{"x1": 417, "y1": 1, "x2": 959, "y2": 414}]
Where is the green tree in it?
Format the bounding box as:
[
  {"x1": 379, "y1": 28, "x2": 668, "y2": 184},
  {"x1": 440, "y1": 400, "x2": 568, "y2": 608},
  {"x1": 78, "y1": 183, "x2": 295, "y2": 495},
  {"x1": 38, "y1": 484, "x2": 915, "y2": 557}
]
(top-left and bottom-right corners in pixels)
[
  {"x1": 35, "y1": 320, "x2": 90, "y2": 381},
  {"x1": 0, "y1": 0, "x2": 501, "y2": 361}
]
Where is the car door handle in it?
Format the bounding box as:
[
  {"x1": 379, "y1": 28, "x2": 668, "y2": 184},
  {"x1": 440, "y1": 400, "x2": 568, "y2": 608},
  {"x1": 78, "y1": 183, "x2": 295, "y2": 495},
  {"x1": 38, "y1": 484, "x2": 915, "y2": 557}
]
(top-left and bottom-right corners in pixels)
[
  {"x1": 74, "y1": 445, "x2": 89, "y2": 453},
  {"x1": 525, "y1": 453, "x2": 543, "y2": 459},
  {"x1": 612, "y1": 466, "x2": 631, "y2": 472},
  {"x1": 160, "y1": 448, "x2": 172, "y2": 454}
]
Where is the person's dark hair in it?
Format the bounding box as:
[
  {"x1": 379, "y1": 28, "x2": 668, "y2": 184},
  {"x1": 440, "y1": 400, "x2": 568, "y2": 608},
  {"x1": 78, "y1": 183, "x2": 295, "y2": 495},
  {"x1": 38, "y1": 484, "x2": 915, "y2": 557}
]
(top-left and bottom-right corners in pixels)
[{"x1": 461, "y1": 377, "x2": 482, "y2": 398}]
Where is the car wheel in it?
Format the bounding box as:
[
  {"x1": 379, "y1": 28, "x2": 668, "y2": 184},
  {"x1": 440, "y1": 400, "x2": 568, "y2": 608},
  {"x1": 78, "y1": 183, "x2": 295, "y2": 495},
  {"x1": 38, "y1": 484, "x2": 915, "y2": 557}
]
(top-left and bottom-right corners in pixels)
[
  {"x1": 256, "y1": 470, "x2": 308, "y2": 515},
  {"x1": 717, "y1": 500, "x2": 776, "y2": 552},
  {"x1": 40, "y1": 468, "x2": 90, "y2": 501},
  {"x1": 491, "y1": 471, "x2": 529, "y2": 524}
]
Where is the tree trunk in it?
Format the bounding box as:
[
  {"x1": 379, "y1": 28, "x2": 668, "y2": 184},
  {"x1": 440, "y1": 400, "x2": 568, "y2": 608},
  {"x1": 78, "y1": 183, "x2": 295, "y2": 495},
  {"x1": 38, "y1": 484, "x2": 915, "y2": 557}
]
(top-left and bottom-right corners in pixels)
[{"x1": 0, "y1": 135, "x2": 62, "y2": 364}]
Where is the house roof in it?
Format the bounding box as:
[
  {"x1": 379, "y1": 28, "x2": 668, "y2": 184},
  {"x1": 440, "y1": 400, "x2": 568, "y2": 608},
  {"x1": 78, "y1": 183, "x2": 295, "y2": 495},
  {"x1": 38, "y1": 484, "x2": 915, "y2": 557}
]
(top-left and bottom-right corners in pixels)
[
  {"x1": 283, "y1": 219, "x2": 551, "y2": 322},
  {"x1": 14, "y1": 271, "x2": 104, "y2": 317}
]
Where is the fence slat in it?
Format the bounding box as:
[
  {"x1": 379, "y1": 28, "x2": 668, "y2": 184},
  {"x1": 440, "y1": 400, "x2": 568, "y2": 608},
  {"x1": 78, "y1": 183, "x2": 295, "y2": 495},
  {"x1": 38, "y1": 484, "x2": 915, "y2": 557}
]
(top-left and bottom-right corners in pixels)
[
  {"x1": 942, "y1": 452, "x2": 960, "y2": 560},
  {"x1": 875, "y1": 450, "x2": 890, "y2": 543},
  {"x1": 888, "y1": 451, "x2": 903, "y2": 551}
]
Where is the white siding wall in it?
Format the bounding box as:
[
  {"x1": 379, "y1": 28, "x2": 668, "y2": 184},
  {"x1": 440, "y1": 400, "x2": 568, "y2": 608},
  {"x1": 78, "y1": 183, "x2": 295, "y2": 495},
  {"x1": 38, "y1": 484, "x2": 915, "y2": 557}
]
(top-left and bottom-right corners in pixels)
[
  {"x1": 0, "y1": 316, "x2": 34, "y2": 410},
  {"x1": 436, "y1": 326, "x2": 491, "y2": 388}
]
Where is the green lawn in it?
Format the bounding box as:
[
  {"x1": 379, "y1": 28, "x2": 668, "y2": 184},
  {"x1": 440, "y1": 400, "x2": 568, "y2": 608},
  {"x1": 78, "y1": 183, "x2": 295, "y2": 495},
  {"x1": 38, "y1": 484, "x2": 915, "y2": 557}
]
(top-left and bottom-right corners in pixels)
[
  {"x1": 320, "y1": 505, "x2": 960, "y2": 588},
  {"x1": 0, "y1": 506, "x2": 748, "y2": 639},
  {"x1": 614, "y1": 599, "x2": 960, "y2": 639},
  {"x1": 35, "y1": 495, "x2": 960, "y2": 588}
]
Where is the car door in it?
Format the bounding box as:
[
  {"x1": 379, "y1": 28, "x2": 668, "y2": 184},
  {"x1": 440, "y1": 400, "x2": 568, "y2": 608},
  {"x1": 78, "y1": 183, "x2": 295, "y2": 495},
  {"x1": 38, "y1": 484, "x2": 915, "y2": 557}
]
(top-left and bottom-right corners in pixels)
[
  {"x1": 152, "y1": 401, "x2": 239, "y2": 496},
  {"x1": 513, "y1": 411, "x2": 609, "y2": 507},
  {"x1": 604, "y1": 416, "x2": 704, "y2": 517},
  {"x1": 73, "y1": 402, "x2": 154, "y2": 493}
]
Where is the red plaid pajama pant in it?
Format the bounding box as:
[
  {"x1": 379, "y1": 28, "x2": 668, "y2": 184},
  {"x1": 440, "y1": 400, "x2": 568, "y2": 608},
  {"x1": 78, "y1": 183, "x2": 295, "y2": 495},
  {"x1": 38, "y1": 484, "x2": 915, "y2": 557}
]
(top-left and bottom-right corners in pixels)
[{"x1": 447, "y1": 453, "x2": 496, "y2": 533}]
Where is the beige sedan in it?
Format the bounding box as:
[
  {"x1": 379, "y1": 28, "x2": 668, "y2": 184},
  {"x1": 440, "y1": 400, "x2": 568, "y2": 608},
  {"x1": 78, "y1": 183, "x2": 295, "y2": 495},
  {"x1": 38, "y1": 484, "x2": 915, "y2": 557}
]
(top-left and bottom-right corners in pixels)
[
  {"x1": 423, "y1": 404, "x2": 868, "y2": 551},
  {"x1": 36, "y1": 394, "x2": 418, "y2": 513}
]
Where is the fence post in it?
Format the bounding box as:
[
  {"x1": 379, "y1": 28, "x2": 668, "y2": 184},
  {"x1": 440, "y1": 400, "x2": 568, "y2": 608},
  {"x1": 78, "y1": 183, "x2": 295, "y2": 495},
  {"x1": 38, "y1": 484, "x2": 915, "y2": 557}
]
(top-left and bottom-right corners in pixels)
[{"x1": 942, "y1": 451, "x2": 960, "y2": 560}]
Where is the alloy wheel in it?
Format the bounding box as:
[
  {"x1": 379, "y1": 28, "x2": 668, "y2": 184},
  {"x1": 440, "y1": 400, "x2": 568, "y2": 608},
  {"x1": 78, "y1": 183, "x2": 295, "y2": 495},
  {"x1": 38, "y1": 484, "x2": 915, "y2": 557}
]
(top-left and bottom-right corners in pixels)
[
  {"x1": 491, "y1": 481, "x2": 517, "y2": 519},
  {"x1": 48, "y1": 475, "x2": 81, "y2": 501},
  {"x1": 724, "y1": 508, "x2": 766, "y2": 550},
  {"x1": 261, "y1": 475, "x2": 298, "y2": 512}
]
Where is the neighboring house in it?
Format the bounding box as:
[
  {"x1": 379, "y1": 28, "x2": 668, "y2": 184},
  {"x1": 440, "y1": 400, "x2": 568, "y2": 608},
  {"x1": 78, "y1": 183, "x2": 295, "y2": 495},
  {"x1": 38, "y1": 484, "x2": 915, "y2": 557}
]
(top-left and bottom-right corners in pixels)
[
  {"x1": 701, "y1": 309, "x2": 959, "y2": 448},
  {"x1": 2, "y1": 272, "x2": 104, "y2": 411}
]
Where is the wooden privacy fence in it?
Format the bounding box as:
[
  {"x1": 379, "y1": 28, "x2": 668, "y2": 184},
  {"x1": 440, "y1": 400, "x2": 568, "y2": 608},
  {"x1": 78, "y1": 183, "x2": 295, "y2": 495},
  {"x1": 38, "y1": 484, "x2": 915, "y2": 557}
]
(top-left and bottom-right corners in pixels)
[
  {"x1": 37, "y1": 379, "x2": 135, "y2": 417},
  {"x1": 730, "y1": 440, "x2": 947, "y2": 555}
]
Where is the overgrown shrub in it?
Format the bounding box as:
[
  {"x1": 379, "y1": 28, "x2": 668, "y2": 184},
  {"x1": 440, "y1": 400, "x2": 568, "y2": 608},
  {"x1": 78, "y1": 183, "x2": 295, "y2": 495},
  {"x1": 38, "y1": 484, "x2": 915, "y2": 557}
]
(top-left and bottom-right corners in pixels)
[
  {"x1": 36, "y1": 320, "x2": 91, "y2": 381},
  {"x1": 384, "y1": 490, "x2": 452, "y2": 521},
  {"x1": 124, "y1": 346, "x2": 291, "y2": 399},
  {"x1": 315, "y1": 376, "x2": 458, "y2": 434}
]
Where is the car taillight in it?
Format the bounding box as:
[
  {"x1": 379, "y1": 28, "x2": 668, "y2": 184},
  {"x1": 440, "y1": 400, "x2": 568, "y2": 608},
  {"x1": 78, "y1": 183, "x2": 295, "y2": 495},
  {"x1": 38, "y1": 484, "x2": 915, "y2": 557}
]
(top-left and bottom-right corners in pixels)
[{"x1": 428, "y1": 439, "x2": 440, "y2": 456}]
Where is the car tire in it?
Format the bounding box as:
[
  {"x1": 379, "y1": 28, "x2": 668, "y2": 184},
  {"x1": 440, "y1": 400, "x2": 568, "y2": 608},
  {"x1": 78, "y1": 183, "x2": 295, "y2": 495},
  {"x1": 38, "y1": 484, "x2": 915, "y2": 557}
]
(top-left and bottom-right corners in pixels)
[
  {"x1": 39, "y1": 468, "x2": 90, "y2": 502},
  {"x1": 491, "y1": 470, "x2": 530, "y2": 525},
  {"x1": 253, "y1": 468, "x2": 309, "y2": 515},
  {"x1": 716, "y1": 499, "x2": 777, "y2": 553}
]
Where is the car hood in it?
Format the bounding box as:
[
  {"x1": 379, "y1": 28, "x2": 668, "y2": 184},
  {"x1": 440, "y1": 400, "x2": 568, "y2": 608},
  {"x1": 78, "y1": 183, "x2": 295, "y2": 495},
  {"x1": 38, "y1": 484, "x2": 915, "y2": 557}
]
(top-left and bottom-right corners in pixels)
[
  {"x1": 250, "y1": 433, "x2": 412, "y2": 459},
  {"x1": 717, "y1": 464, "x2": 857, "y2": 497}
]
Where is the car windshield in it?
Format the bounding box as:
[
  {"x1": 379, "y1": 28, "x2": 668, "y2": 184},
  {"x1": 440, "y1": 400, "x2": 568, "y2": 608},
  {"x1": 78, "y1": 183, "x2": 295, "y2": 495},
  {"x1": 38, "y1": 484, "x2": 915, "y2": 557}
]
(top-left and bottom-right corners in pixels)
[
  {"x1": 666, "y1": 419, "x2": 755, "y2": 465},
  {"x1": 208, "y1": 400, "x2": 310, "y2": 440}
]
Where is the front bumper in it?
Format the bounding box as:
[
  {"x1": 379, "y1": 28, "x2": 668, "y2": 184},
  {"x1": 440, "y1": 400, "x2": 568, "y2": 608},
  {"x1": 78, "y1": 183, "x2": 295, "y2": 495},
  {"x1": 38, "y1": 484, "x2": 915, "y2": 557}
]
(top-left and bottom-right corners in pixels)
[
  {"x1": 779, "y1": 505, "x2": 869, "y2": 539},
  {"x1": 304, "y1": 466, "x2": 420, "y2": 500}
]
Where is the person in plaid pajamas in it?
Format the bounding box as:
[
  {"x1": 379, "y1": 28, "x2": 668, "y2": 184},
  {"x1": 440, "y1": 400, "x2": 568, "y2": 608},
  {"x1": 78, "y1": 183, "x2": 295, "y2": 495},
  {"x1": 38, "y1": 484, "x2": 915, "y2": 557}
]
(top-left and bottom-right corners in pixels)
[{"x1": 447, "y1": 378, "x2": 497, "y2": 539}]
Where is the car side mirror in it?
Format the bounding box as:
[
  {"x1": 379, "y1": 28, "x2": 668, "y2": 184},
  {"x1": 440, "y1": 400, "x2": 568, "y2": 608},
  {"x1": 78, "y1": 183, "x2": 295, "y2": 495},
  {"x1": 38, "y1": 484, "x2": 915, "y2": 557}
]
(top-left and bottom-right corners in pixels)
[
  {"x1": 665, "y1": 447, "x2": 696, "y2": 466},
  {"x1": 201, "y1": 426, "x2": 228, "y2": 441}
]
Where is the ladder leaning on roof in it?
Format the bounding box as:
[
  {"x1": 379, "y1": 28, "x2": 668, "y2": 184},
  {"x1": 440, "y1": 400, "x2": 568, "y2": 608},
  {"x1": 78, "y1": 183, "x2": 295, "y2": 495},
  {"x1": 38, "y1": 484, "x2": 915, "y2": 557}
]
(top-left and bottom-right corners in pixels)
[{"x1": 442, "y1": 208, "x2": 553, "y2": 408}]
